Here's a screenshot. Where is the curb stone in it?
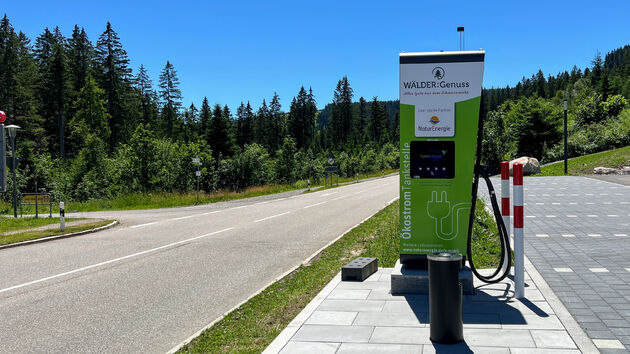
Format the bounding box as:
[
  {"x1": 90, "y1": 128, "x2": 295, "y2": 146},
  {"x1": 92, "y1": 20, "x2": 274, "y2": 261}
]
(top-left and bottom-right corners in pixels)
[{"x1": 0, "y1": 220, "x2": 118, "y2": 250}]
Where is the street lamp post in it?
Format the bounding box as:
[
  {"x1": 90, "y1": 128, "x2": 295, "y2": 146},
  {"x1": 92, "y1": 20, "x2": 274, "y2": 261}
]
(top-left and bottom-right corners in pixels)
[
  {"x1": 5, "y1": 125, "x2": 20, "y2": 218},
  {"x1": 563, "y1": 100, "x2": 568, "y2": 175}
]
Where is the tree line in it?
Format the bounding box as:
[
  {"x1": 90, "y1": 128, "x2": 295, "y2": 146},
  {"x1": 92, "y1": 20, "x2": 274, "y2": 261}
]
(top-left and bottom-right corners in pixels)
[
  {"x1": 480, "y1": 46, "x2": 630, "y2": 169},
  {"x1": 0, "y1": 15, "x2": 399, "y2": 202}
]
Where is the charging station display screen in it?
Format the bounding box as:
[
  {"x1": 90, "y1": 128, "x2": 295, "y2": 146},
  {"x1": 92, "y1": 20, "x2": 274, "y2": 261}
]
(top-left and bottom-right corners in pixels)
[{"x1": 410, "y1": 141, "x2": 454, "y2": 179}]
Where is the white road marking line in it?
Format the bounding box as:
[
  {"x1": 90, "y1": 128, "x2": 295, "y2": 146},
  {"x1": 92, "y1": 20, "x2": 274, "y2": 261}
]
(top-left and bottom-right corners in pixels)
[
  {"x1": 587, "y1": 215, "x2": 598, "y2": 217},
  {"x1": 130, "y1": 222, "x2": 157, "y2": 228},
  {"x1": 589, "y1": 268, "x2": 609, "y2": 273},
  {"x1": 526, "y1": 215, "x2": 536, "y2": 218},
  {"x1": 545, "y1": 215, "x2": 556, "y2": 218},
  {"x1": 603, "y1": 202, "x2": 612, "y2": 205},
  {"x1": 172, "y1": 215, "x2": 195, "y2": 221},
  {"x1": 568, "y1": 202, "x2": 577, "y2": 205},
  {"x1": 202, "y1": 210, "x2": 221, "y2": 215},
  {"x1": 561, "y1": 234, "x2": 575, "y2": 238},
  {"x1": 232, "y1": 205, "x2": 248, "y2": 210},
  {"x1": 253, "y1": 211, "x2": 291, "y2": 223},
  {"x1": 566, "y1": 215, "x2": 577, "y2": 218},
  {"x1": 254, "y1": 201, "x2": 270, "y2": 205},
  {"x1": 600, "y1": 193, "x2": 609, "y2": 196},
  {"x1": 555, "y1": 194, "x2": 564, "y2": 197},
  {"x1": 621, "y1": 202, "x2": 629, "y2": 204},
  {"x1": 331, "y1": 195, "x2": 348, "y2": 201},
  {"x1": 616, "y1": 193, "x2": 623, "y2": 196},
  {"x1": 554, "y1": 268, "x2": 573, "y2": 272},
  {"x1": 586, "y1": 202, "x2": 595, "y2": 205},
  {"x1": 626, "y1": 268, "x2": 630, "y2": 272},
  {"x1": 536, "y1": 203, "x2": 544, "y2": 205},
  {"x1": 303, "y1": 201, "x2": 326, "y2": 209},
  {"x1": 0, "y1": 227, "x2": 234, "y2": 295},
  {"x1": 614, "y1": 234, "x2": 628, "y2": 237},
  {"x1": 387, "y1": 197, "x2": 398, "y2": 204},
  {"x1": 552, "y1": 202, "x2": 560, "y2": 205},
  {"x1": 542, "y1": 194, "x2": 550, "y2": 196},
  {"x1": 536, "y1": 234, "x2": 549, "y2": 237},
  {"x1": 320, "y1": 192, "x2": 339, "y2": 197},
  {"x1": 608, "y1": 215, "x2": 619, "y2": 217},
  {"x1": 570, "y1": 194, "x2": 578, "y2": 196},
  {"x1": 272, "y1": 197, "x2": 288, "y2": 202},
  {"x1": 585, "y1": 194, "x2": 594, "y2": 196},
  {"x1": 588, "y1": 234, "x2": 601, "y2": 237}
]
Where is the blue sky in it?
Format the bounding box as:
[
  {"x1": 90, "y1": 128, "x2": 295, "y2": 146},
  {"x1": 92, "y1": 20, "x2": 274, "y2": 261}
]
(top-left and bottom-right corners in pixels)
[{"x1": 4, "y1": 0, "x2": 630, "y2": 111}]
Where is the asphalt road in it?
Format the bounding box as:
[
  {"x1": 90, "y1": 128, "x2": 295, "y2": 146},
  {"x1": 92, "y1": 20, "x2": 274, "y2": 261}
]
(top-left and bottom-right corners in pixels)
[{"x1": 0, "y1": 175, "x2": 398, "y2": 353}]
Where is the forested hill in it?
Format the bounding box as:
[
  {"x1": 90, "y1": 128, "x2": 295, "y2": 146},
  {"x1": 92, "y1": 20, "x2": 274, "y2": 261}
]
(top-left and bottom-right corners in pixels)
[{"x1": 0, "y1": 15, "x2": 400, "y2": 203}]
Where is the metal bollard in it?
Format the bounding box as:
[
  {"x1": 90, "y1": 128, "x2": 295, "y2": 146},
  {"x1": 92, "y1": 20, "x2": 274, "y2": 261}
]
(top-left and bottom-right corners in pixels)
[{"x1": 428, "y1": 252, "x2": 464, "y2": 344}]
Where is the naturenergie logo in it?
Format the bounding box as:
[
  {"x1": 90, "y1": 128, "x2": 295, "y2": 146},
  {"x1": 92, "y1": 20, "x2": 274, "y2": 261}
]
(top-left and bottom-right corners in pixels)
[
  {"x1": 429, "y1": 116, "x2": 440, "y2": 125},
  {"x1": 432, "y1": 67, "x2": 445, "y2": 80}
]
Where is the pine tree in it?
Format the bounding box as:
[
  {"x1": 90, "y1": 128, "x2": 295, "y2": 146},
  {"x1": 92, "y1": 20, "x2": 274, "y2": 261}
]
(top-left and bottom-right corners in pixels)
[
  {"x1": 134, "y1": 64, "x2": 157, "y2": 127},
  {"x1": 330, "y1": 76, "x2": 354, "y2": 148},
  {"x1": 368, "y1": 97, "x2": 388, "y2": 144},
  {"x1": 34, "y1": 27, "x2": 70, "y2": 158},
  {"x1": 268, "y1": 92, "x2": 283, "y2": 153},
  {"x1": 209, "y1": 104, "x2": 232, "y2": 159},
  {"x1": 254, "y1": 99, "x2": 268, "y2": 146},
  {"x1": 95, "y1": 21, "x2": 132, "y2": 148},
  {"x1": 70, "y1": 74, "x2": 110, "y2": 149},
  {"x1": 199, "y1": 97, "x2": 211, "y2": 143},
  {"x1": 67, "y1": 25, "x2": 93, "y2": 93},
  {"x1": 158, "y1": 60, "x2": 182, "y2": 137},
  {"x1": 288, "y1": 86, "x2": 317, "y2": 150}
]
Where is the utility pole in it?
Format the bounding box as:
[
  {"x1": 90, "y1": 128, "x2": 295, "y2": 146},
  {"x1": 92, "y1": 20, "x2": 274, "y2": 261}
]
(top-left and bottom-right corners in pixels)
[{"x1": 563, "y1": 100, "x2": 568, "y2": 175}]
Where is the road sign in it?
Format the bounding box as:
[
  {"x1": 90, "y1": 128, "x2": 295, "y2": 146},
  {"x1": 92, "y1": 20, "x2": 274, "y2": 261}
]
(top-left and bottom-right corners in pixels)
[
  {"x1": 325, "y1": 165, "x2": 338, "y2": 173},
  {"x1": 23, "y1": 194, "x2": 50, "y2": 204},
  {"x1": 195, "y1": 171, "x2": 201, "y2": 177},
  {"x1": 192, "y1": 157, "x2": 200, "y2": 164},
  {"x1": 0, "y1": 110, "x2": 5, "y2": 123}
]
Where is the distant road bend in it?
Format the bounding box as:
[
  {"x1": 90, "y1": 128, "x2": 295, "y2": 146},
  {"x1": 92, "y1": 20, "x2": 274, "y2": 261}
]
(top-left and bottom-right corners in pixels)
[{"x1": 0, "y1": 175, "x2": 398, "y2": 353}]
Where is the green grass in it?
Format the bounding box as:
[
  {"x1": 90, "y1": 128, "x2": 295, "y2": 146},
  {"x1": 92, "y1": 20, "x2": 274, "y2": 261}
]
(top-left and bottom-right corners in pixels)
[
  {"x1": 305, "y1": 168, "x2": 398, "y2": 193},
  {"x1": 538, "y1": 145, "x2": 630, "y2": 176},
  {"x1": 1, "y1": 170, "x2": 399, "y2": 214},
  {"x1": 179, "y1": 199, "x2": 502, "y2": 353},
  {"x1": 0, "y1": 217, "x2": 83, "y2": 234},
  {"x1": 0, "y1": 219, "x2": 114, "y2": 246}
]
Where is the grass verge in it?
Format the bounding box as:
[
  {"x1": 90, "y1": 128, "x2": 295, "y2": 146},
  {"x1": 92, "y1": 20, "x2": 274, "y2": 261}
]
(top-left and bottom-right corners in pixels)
[
  {"x1": 0, "y1": 219, "x2": 114, "y2": 246},
  {"x1": 0, "y1": 217, "x2": 82, "y2": 234},
  {"x1": 538, "y1": 145, "x2": 630, "y2": 176},
  {"x1": 179, "y1": 198, "x2": 501, "y2": 353},
  {"x1": 1, "y1": 170, "x2": 399, "y2": 214}
]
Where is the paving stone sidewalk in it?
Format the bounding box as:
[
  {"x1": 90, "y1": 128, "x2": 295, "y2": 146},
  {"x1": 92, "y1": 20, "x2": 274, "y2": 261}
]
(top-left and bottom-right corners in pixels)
[
  {"x1": 264, "y1": 264, "x2": 592, "y2": 353},
  {"x1": 481, "y1": 176, "x2": 630, "y2": 353}
]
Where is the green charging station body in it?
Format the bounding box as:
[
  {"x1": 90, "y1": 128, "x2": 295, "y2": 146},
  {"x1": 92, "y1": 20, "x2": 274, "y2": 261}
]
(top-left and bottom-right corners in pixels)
[{"x1": 399, "y1": 51, "x2": 485, "y2": 267}]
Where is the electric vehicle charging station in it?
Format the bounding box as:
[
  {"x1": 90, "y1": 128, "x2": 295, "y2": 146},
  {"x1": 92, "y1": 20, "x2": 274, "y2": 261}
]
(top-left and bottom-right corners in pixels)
[{"x1": 399, "y1": 51, "x2": 485, "y2": 268}]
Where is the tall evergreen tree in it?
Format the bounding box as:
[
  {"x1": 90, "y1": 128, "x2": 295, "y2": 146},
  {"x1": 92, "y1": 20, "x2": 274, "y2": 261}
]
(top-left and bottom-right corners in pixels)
[
  {"x1": 134, "y1": 64, "x2": 157, "y2": 127},
  {"x1": 268, "y1": 92, "x2": 283, "y2": 153},
  {"x1": 158, "y1": 60, "x2": 182, "y2": 137},
  {"x1": 69, "y1": 74, "x2": 110, "y2": 148},
  {"x1": 95, "y1": 21, "x2": 132, "y2": 148},
  {"x1": 209, "y1": 103, "x2": 232, "y2": 159},
  {"x1": 254, "y1": 99, "x2": 268, "y2": 146},
  {"x1": 199, "y1": 97, "x2": 211, "y2": 143},
  {"x1": 288, "y1": 86, "x2": 316, "y2": 150},
  {"x1": 330, "y1": 76, "x2": 354, "y2": 148},
  {"x1": 67, "y1": 25, "x2": 93, "y2": 94},
  {"x1": 368, "y1": 96, "x2": 388, "y2": 144}
]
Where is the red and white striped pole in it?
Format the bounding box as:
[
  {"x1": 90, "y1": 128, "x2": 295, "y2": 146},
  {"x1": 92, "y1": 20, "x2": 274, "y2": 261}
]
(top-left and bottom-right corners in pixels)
[
  {"x1": 501, "y1": 161, "x2": 510, "y2": 235},
  {"x1": 513, "y1": 162, "x2": 524, "y2": 299}
]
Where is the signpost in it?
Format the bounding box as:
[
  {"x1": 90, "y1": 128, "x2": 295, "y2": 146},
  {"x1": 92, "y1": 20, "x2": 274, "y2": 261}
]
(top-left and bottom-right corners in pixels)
[
  {"x1": 325, "y1": 152, "x2": 338, "y2": 187},
  {"x1": 192, "y1": 157, "x2": 201, "y2": 203}
]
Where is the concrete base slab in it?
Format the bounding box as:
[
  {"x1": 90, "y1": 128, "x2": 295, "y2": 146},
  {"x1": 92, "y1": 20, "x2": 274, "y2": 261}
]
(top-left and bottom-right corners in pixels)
[{"x1": 391, "y1": 259, "x2": 474, "y2": 295}]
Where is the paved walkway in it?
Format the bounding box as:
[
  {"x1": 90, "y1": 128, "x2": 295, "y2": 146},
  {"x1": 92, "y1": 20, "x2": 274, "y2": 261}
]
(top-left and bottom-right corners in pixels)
[
  {"x1": 499, "y1": 176, "x2": 630, "y2": 353},
  {"x1": 265, "y1": 263, "x2": 591, "y2": 353}
]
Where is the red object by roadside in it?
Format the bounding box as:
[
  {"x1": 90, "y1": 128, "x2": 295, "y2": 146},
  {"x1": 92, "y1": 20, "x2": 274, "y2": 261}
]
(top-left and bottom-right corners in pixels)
[{"x1": 0, "y1": 110, "x2": 6, "y2": 123}]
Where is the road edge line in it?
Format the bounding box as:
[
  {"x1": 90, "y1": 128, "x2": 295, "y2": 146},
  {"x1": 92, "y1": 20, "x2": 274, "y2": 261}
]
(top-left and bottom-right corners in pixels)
[
  {"x1": 166, "y1": 196, "x2": 400, "y2": 354},
  {"x1": 0, "y1": 220, "x2": 118, "y2": 251}
]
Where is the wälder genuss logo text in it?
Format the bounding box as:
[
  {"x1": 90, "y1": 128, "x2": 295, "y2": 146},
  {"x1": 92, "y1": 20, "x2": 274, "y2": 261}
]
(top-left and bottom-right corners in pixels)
[{"x1": 402, "y1": 66, "x2": 470, "y2": 89}]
